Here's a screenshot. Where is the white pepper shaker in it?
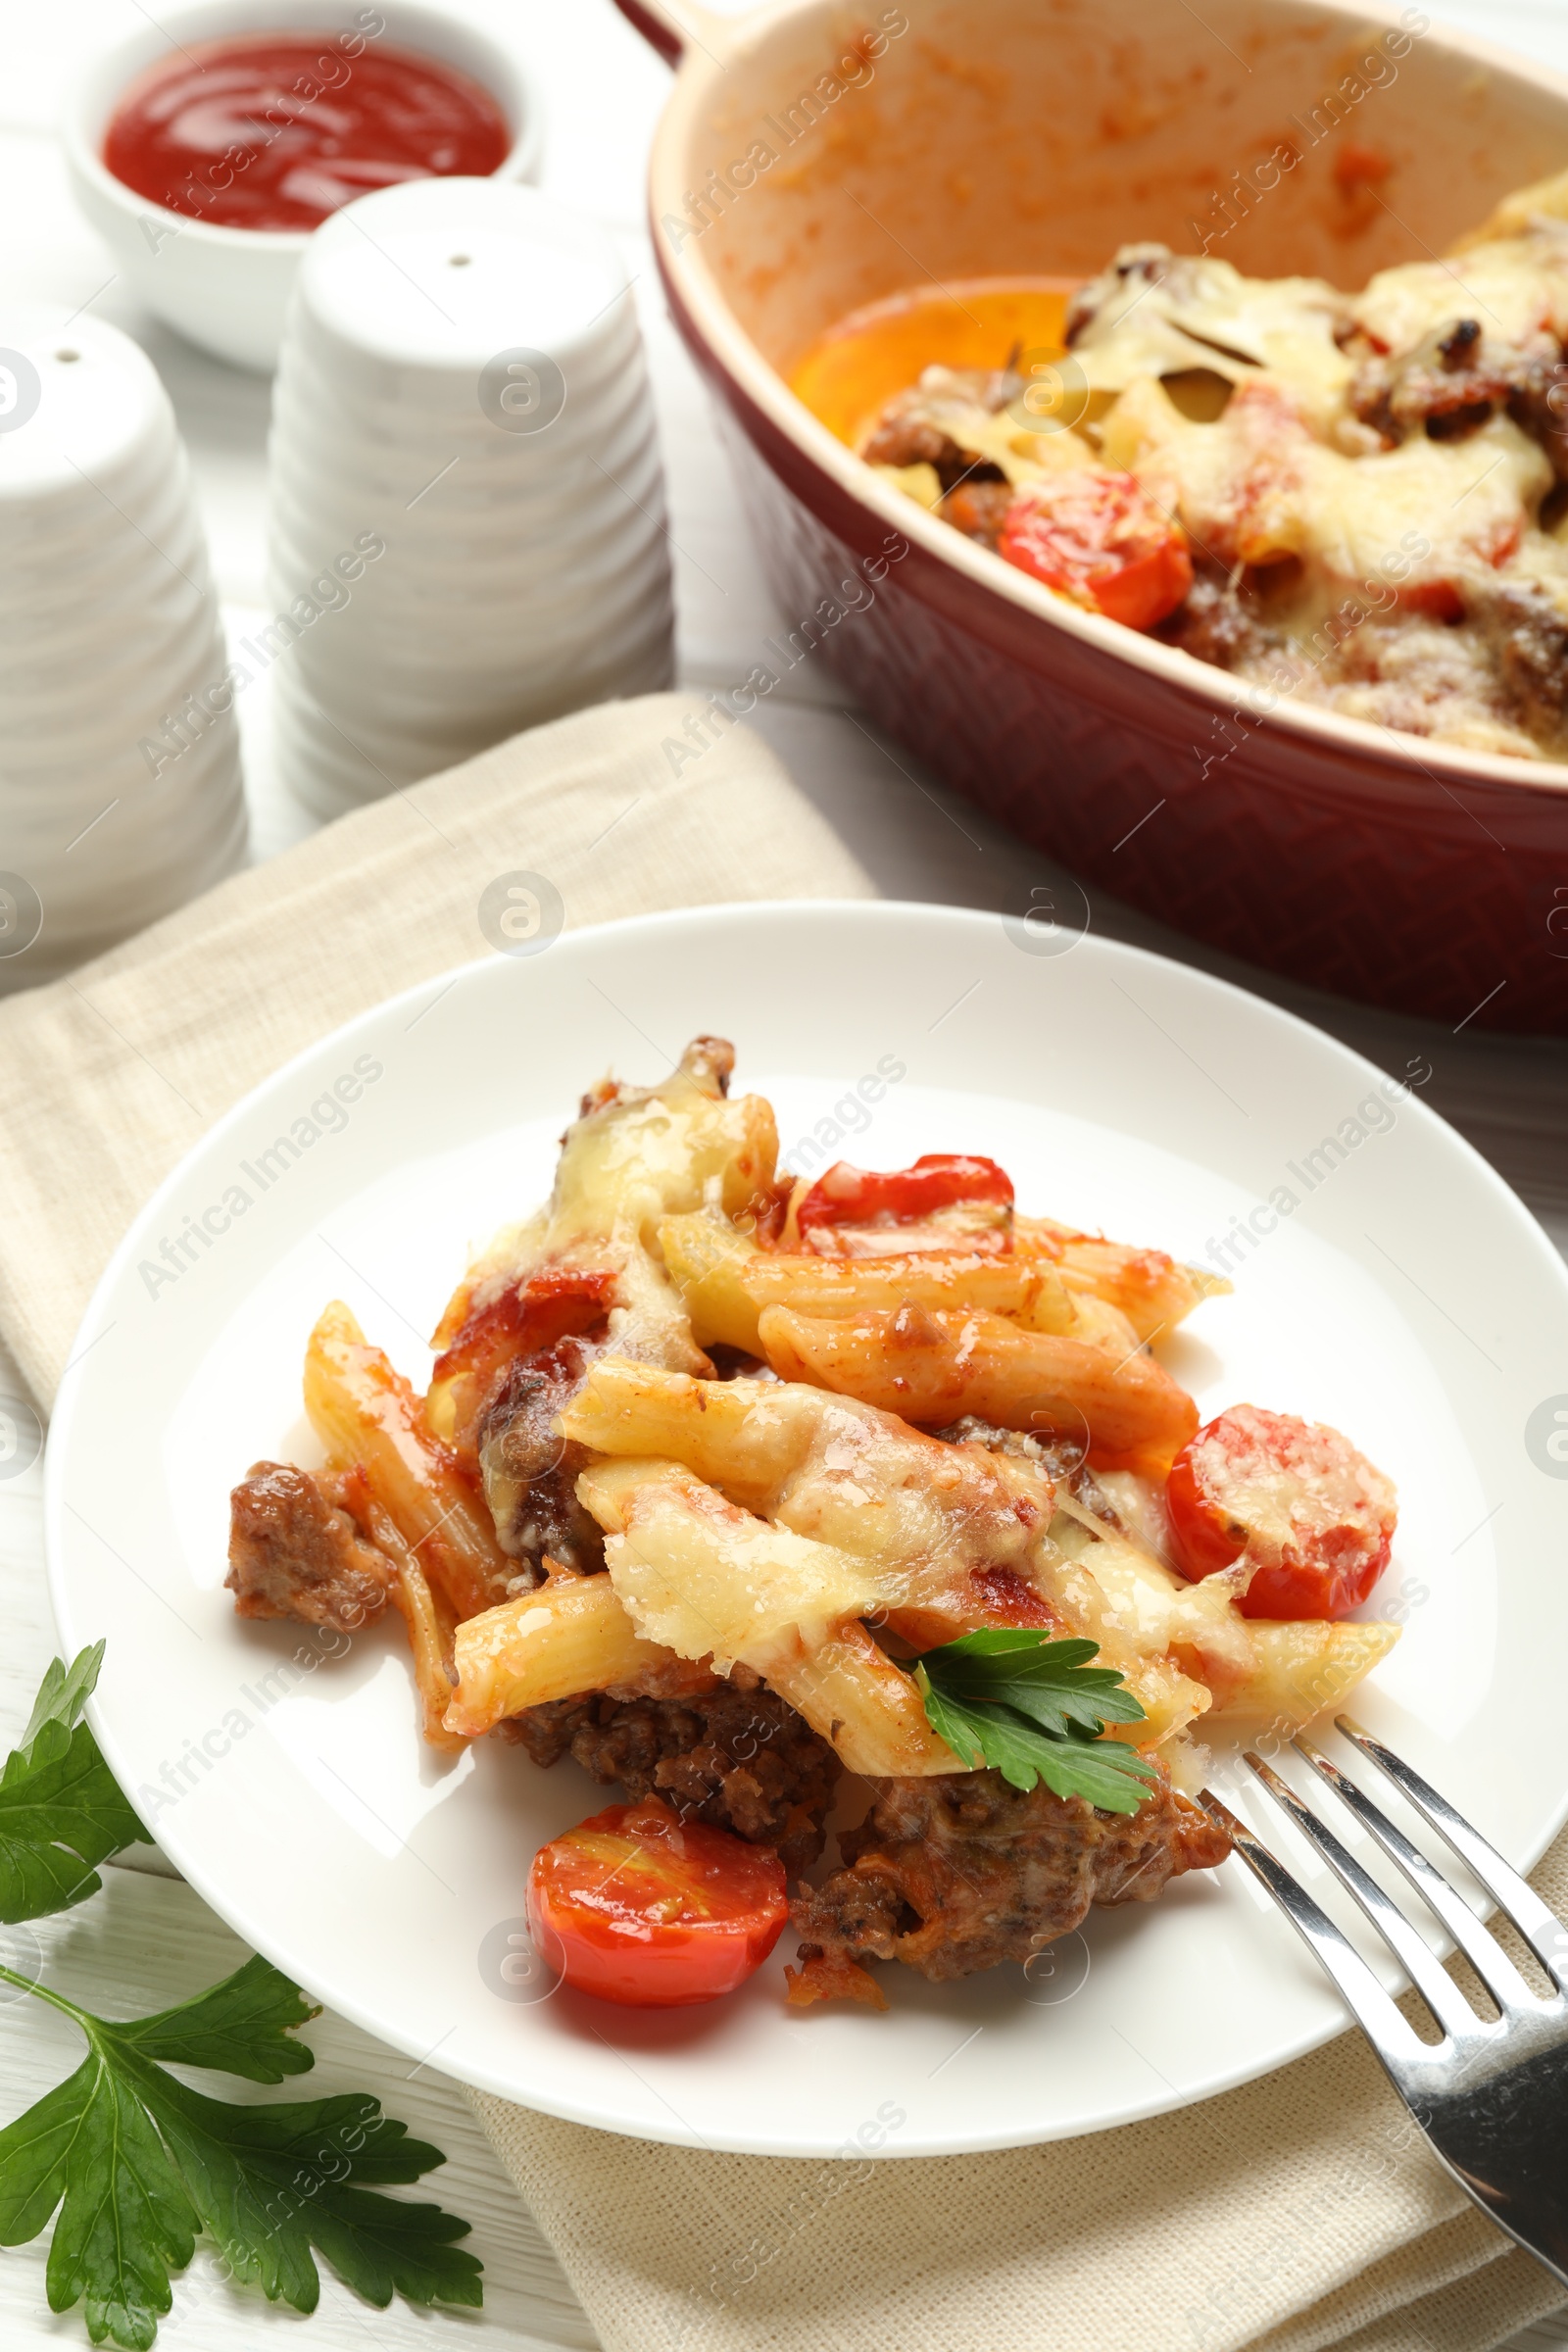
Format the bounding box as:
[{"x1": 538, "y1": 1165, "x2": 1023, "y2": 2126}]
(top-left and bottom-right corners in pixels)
[
  {"x1": 267, "y1": 176, "x2": 674, "y2": 819},
  {"x1": 0, "y1": 309, "x2": 245, "y2": 988}
]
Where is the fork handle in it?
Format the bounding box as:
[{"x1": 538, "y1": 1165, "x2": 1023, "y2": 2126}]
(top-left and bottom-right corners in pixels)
[{"x1": 1206, "y1": 1785, "x2": 1568, "y2": 2298}]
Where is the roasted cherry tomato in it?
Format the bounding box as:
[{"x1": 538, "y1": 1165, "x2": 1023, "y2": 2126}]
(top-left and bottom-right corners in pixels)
[
  {"x1": 1000, "y1": 468, "x2": 1194, "y2": 629},
  {"x1": 1165, "y1": 1403, "x2": 1396, "y2": 1620},
  {"x1": 797, "y1": 1153, "x2": 1013, "y2": 1239},
  {"x1": 526, "y1": 1798, "x2": 789, "y2": 2007}
]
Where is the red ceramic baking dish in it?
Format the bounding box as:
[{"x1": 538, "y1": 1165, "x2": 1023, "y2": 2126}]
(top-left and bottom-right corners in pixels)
[{"x1": 617, "y1": 0, "x2": 1568, "y2": 1031}]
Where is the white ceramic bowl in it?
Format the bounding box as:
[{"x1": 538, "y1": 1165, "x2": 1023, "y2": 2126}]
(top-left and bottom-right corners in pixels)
[{"x1": 62, "y1": 0, "x2": 545, "y2": 373}]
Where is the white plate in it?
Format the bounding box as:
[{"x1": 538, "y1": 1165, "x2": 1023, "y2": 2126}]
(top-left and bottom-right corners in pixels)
[{"x1": 46, "y1": 902, "x2": 1568, "y2": 2157}]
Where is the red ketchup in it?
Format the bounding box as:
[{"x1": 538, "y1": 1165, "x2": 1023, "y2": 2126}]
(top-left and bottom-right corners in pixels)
[{"x1": 103, "y1": 34, "x2": 511, "y2": 233}]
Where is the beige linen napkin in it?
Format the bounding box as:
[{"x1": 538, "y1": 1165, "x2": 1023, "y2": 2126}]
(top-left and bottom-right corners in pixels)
[
  {"x1": 0, "y1": 692, "x2": 873, "y2": 1406},
  {"x1": 0, "y1": 690, "x2": 1561, "y2": 2352}
]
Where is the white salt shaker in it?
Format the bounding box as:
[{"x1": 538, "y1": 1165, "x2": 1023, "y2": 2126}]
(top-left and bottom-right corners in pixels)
[
  {"x1": 0, "y1": 311, "x2": 246, "y2": 989},
  {"x1": 267, "y1": 176, "x2": 675, "y2": 819}
]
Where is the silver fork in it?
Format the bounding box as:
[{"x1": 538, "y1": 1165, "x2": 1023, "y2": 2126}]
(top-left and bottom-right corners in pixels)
[{"x1": 1201, "y1": 1718, "x2": 1568, "y2": 2291}]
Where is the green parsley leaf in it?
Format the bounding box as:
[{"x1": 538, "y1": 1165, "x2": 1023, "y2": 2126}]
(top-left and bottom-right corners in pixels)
[
  {"x1": 0, "y1": 1642, "x2": 149, "y2": 1923},
  {"x1": 130, "y1": 2067, "x2": 481, "y2": 2315},
  {"x1": 0, "y1": 1655, "x2": 483, "y2": 2347},
  {"x1": 110, "y1": 1952, "x2": 319, "y2": 2082},
  {"x1": 0, "y1": 1959, "x2": 482, "y2": 2347},
  {"x1": 915, "y1": 1629, "x2": 1161, "y2": 1813},
  {"x1": 20, "y1": 2054, "x2": 198, "y2": 2350}
]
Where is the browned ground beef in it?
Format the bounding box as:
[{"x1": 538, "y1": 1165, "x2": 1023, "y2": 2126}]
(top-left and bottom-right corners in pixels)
[
  {"x1": 792, "y1": 1767, "x2": 1230, "y2": 1981},
  {"x1": 861, "y1": 409, "x2": 956, "y2": 471},
  {"x1": 932, "y1": 1413, "x2": 1123, "y2": 1524},
  {"x1": 226, "y1": 1461, "x2": 393, "y2": 1633},
  {"x1": 1506, "y1": 358, "x2": 1568, "y2": 484},
  {"x1": 477, "y1": 1332, "x2": 608, "y2": 1577},
  {"x1": 1345, "y1": 313, "x2": 1568, "y2": 482},
  {"x1": 1465, "y1": 576, "x2": 1568, "y2": 741},
  {"x1": 938, "y1": 478, "x2": 1016, "y2": 547},
  {"x1": 861, "y1": 367, "x2": 1023, "y2": 494},
  {"x1": 514, "y1": 1683, "x2": 842, "y2": 1878},
  {"x1": 1154, "y1": 562, "x2": 1284, "y2": 669},
  {"x1": 1348, "y1": 316, "x2": 1532, "y2": 446}
]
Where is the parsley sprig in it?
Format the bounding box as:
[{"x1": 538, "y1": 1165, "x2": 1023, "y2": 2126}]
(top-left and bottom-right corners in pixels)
[
  {"x1": 0, "y1": 1645, "x2": 148, "y2": 1923},
  {"x1": 0, "y1": 1644, "x2": 481, "y2": 2348},
  {"x1": 915, "y1": 1629, "x2": 1161, "y2": 1813}
]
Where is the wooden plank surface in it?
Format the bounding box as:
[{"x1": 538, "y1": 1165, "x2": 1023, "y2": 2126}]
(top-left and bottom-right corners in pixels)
[{"x1": 0, "y1": 1337, "x2": 596, "y2": 2351}]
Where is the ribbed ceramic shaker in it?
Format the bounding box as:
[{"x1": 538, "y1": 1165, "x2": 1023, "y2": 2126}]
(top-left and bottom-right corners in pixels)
[
  {"x1": 267, "y1": 175, "x2": 674, "y2": 818},
  {"x1": 0, "y1": 309, "x2": 245, "y2": 989}
]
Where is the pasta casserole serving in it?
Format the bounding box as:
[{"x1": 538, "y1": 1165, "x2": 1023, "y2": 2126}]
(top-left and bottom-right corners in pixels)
[
  {"x1": 795, "y1": 165, "x2": 1568, "y2": 762},
  {"x1": 226, "y1": 1039, "x2": 1401, "y2": 2011}
]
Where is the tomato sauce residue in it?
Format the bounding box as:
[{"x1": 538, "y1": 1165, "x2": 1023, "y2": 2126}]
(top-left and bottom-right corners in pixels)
[{"x1": 103, "y1": 35, "x2": 510, "y2": 232}]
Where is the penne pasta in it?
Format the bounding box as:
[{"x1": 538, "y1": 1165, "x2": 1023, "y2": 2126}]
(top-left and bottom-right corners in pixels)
[
  {"x1": 756, "y1": 1300, "x2": 1200, "y2": 1472},
  {"x1": 1063, "y1": 1292, "x2": 1146, "y2": 1357},
  {"x1": 562, "y1": 1359, "x2": 1212, "y2": 1741},
  {"x1": 658, "y1": 1211, "x2": 1078, "y2": 1352},
  {"x1": 579, "y1": 1455, "x2": 880, "y2": 1671},
  {"x1": 1015, "y1": 1217, "x2": 1230, "y2": 1344},
  {"x1": 562, "y1": 1361, "x2": 792, "y2": 1511},
  {"x1": 563, "y1": 1360, "x2": 1067, "y2": 1642},
  {"x1": 444, "y1": 1566, "x2": 674, "y2": 1739},
  {"x1": 303, "y1": 1300, "x2": 512, "y2": 1621},
  {"x1": 577, "y1": 1456, "x2": 962, "y2": 1776},
  {"x1": 763, "y1": 1618, "x2": 963, "y2": 1779},
  {"x1": 347, "y1": 1486, "x2": 467, "y2": 1754},
  {"x1": 1200, "y1": 1620, "x2": 1401, "y2": 1743},
  {"x1": 1048, "y1": 1510, "x2": 1250, "y2": 1742}
]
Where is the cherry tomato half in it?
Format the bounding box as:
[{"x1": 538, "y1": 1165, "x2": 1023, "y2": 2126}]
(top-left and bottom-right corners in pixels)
[
  {"x1": 1165, "y1": 1403, "x2": 1397, "y2": 1620},
  {"x1": 1000, "y1": 468, "x2": 1194, "y2": 630},
  {"x1": 526, "y1": 1798, "x2": 789, "y2": 2007},
  {"x1": 797, "y1": 1153, "x2": 1014, "y2": 1239}
]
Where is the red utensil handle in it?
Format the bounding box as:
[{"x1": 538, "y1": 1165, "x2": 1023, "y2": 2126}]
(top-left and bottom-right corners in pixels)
[{"x1": 613, "y1": 0, "x2": 737, "y2": 66}]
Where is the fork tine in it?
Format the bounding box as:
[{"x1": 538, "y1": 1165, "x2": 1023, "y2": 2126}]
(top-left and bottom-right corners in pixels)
[
  {"x1": 1336, "y1": 1717, "x2": 1568, "y2": 1996},
  {"x1": 1200, "y1": 1788, "x2": 1429, "y2": 2069},
  {"x1": 1244, "y1": 1753, "x2": 1482, "y2": 2040},
  {"x1": 1297, "y1": 1733, "x2": 1542, "y2": 2015}
]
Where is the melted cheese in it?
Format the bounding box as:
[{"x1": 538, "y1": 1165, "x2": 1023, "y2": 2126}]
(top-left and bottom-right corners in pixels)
[
  {"x1": 433, "y1": 1047, "x2": 780, "y2": 1383},
  {"x1": 1353, "y1": 235, "x2": 1568, "y2": 354},
  {"x1": 1068, "y1": 253, "x2": 1352, "y2": 434},
  {"x1": 1104, "y1": 375, "x2": 1551, "y2": 586},
  {"x1": 1455, "y1": 165, "x2": 1568, "y2": 250},
  {"x1": 829, "y1": 178, "x2": 1568, "y2": 754},
  {"x1": 588, "y1": 1459, "x2": 880, "y2": 1678}
]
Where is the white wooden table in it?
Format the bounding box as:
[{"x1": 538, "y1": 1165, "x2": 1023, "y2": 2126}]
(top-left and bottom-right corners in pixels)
[{"x1": 5, "y1": 0, "x2": 1568, "y2": 2342}]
